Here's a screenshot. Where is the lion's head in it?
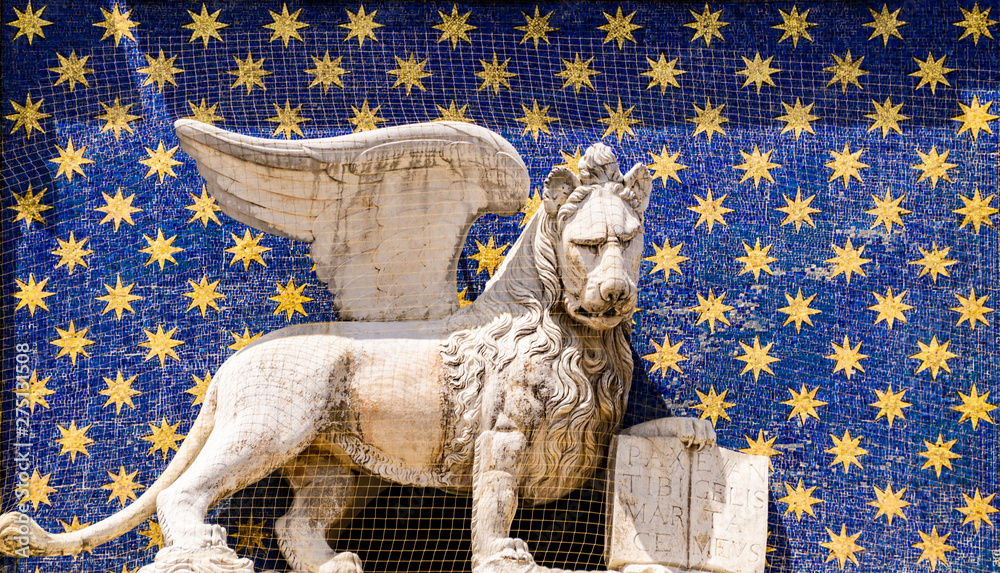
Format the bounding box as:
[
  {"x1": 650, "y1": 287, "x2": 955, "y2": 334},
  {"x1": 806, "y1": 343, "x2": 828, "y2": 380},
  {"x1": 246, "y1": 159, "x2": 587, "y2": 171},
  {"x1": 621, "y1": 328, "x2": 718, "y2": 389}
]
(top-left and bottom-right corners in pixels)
[{"x1": 541, "y1": 143, "x2": 652, "y2": 330}]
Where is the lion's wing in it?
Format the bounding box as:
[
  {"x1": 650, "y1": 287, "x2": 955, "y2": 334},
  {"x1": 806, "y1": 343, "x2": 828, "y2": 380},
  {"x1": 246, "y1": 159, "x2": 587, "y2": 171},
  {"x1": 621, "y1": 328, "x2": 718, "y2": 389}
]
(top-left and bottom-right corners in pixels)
[{"x1": 175, "y1": 119, "x2": 529, "y2": 321}]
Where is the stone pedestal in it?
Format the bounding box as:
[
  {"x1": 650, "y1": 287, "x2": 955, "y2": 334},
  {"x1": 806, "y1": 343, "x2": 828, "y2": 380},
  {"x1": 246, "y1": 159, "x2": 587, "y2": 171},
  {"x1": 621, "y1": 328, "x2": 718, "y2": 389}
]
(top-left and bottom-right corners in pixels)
[{"x1": 606, "y1": 434, "x2": 768, "y2": 573}]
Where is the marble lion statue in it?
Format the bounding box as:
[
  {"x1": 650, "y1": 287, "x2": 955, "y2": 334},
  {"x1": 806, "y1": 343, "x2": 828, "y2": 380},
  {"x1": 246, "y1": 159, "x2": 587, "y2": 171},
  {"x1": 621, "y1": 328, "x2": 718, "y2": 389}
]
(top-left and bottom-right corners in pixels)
[{"x1": 0, "y1": 121, "x2": 714, "y2": 573}]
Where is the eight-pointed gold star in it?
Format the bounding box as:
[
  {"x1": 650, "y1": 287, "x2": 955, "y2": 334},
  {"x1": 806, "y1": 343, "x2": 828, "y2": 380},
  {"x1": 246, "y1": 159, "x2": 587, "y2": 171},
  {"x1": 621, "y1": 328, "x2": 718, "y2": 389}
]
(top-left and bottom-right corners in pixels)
[
  {"x1": 955, "y1": 488, "x2": 997, "y2": 532},
  {"x1": 96, "y1": 275, "x2": 142, "y2": 319},
  {"x1": 470, "y1": 236, "x2": 509, "y2": 278},
  {"x1": 96, "y1": 97, "x2": 141, "y2": 141},
  {"x1": 779, "y1": 479, "x2": 823, "y2": 520},
  {"x1": 736, "y1": 52, "x2": 781, "y2": 93},
  {"x1": 870, "y1": 384, "x2": 912, "y2": 427},
  {"x1": 515, "y1": 6, "x2": 556, "y2": 48},
  {"x1": 387, "y1": 53, "x2": 431, "y2": 96},
  {"x1": 820, "y1": 524, "x2": 865, "y2": 569},
  {"x1": 909, "y1": 52, "x2": 954, "y2": 94},
  {"x1": 954, "y1": 188, "x2": 998, "y2": 233},
  {"x1": 434, "y1": 101, "x2": 473, "y2": 123},
  {"x1": 950, "y1": 384, "x2": 996, "y2": 429},
  {"x1": 598, "y1": 98, "x2": 640, "y2": 143},
  {"x1": 13, "y1": 274, "x2": 54, "y2": 316},
  {"x1": 953, "y1": 2, "x2": 997, "y2": 45},
  {"x1": 782, "y1": 384, "x2": 827, "y2": 423},
  {"x1": 433, "y1": 4, "x2": 476, "y2": 48},
  {"x1": 644, "y1": 239, "x2": 689, "y2": 279},
  {"x1": 865, "y1": 97, "x2": 909, "y2": 138},
  {"x1": 184, "y1": 3, "x2": 228, "y2": 47},
  {"x1": 868, "y1": 483, "x2": 911, "y2": 525},
  {"x1": 739, "y1": 430, "x2": 781, "y2": 469},
  {"x1": 865, "y1": 189, "x2": 910, "y2": 232},
  {"x1": 734, "y1": 145, "x2": 780, "y2": 188},
  {"x1": 186, "y1": 185, "x2": 221, "y2": 226},
  {"x1": 825, "y1": 335, "x2": 868, "y2": 380},
  {"x1": 776, "y1": 98, "x2": 820, "y2": 140},
  {"x1": 340, "y1": 4, "x2": 383, "y2": 46},
  {"x1": 102, "y1": 466, "x2": 144, "y2": 507},
  {"x1": 824, "y1": 50, "x2": 868, "y2": 92},
  {"x1": 918, "y1": 434, "x2": 961, "y2": 477},
  {"x1": 735, "y1": 336, "x2": 780, "y2": 382},
  {"x1": 643, "y1": 335, "x2": 688, "y2": 377},
  {"x1": 692, "y1": 386, "x2": 735, "y2": 426},
  {"x1": 688, "y1": 188, "x2": 732, "y2": 232},
  {"x1": 228, "y1": 328, "x2": 262, "y2": 352},
  {"x1": 735, "y1": 238, "x2": 777, "y2": 282},
  {"x1": 138, "y1": 50, "x2": 183, "y2": 93},
  {"x1": 23, "y1": 469, "x2": 57, "y2": 511},
  {"x1": 826, "y1": 429, "x2": 868, "y2": 473},
  {"x1": 515, "y1": 100, "x2": 558, "y2": 141},
  {"x1": 187, "y1": 371, "x2": 213, "y2": 405},
  {"x1": 556, "y1": 53, "x2": 600, "y2": 93},
  {"x1": 270, "y1": 277, "x2": 313, "y2": 320},
  {"x1": 868, "y1": 286, "x2": 913, "y2": 329},
  {"x1": 952, "y1": 95, "x2": 998, "y2": 140},
  {"x1": 227, "y1": 229, "x2": 271, "y2": 268},
  {"x1": 599, "y1": 6, "x2": 641, "y2": 49},
  {"x1": 19, "y1": 370, "x2": 54, "y2": 413},
  {"x1": 51, "y1": 232, "x2": 93, "y2": 274},
  {"x1": 139, "y1": 142, "x2": 183, "y2": 183},
  {"x1": 139, "y1": 325, "x2": 184, "y2": 366},
  {"x1": 347, "y1": 99, "x2": 385, "y2": 133},
  {"x1": 910, "y1": 335, "x2": 957, "y2": 380},
  {"x1": 911, "y1": 146, "x2": 957, "y2": 188},
  {"x1": 142, "y1": 417, "x2": 185, "y2": 459},
  {"x1": 776, "y1": 188, "x2": 820, "y2": 231},
  {"x1": 690, "y1": 289, "x2": 733, "y2": 333},
  {"x1": 951, "y1": 288, "x2": 994, "y2": 330},
  {"x1": 6, "y1": 93, "x2": 51, "y2": 139},
  {"x1": 7, "y1": 0, "x2": 52, "y2": 44},
  {"x1": 864, "y1": 4, "x2": 908, "y2": 46},
  {"x1": 96, "y1": 187, "x2": 141, "y2": 231},
  {"x1": 475, "y1": 52, "x2": 516, "y2": 95},
  {"x1": 9, "y1": 184, "x2": 52, "y2": 227},
  {"x1": 51, "y1": 321, "x2": 95, "y2": 365},
  {"x1": 641, "y1": 54, "x2": 686, "y2": 93},
  {"x1": 688, "y1": 98, "x2": 729, "y2": 142},
  {"x1": 55, "y1": 421, "x2": 93, "y2": 463},
  {"x1": 50, "y1": 137, "x2": 93, "y2": 181},
  {"x1": 140, "y1": 229, "x2": 183, "y2": 270},
  {"x1": 685, "y1": 3, "x2": 729, "y2": 46},
  {"x1": 305, "y1": 52, "x2": 349, "y2": 94},
  {"x1": 778, "y1": 288, "x2": 821, "y2": 333},
  {"x1": 825, "y1": 143, "x2": 869, "y2": 187},
  {"x1": 229, "y1": 51, "x2": 272, "y2": 94},
  {"x1": 913, "y1": 527, "x2": 955, "y2": 571},
  {"x1": 49, "y1": 50, "x2": 93, "y2": 92},
  {"x1": 648, "y1": 147, "x2": 687, "y2": 185},
  {"x1": 772, "y1": 5, "x2": 816, "y2": 47},
  {"x1": 825, "y1": 238, "x2": 871, "y2": 284},
  {"x1": 94, "y1": 3, "x2": 138, "y2": 46},
  {"x1": 267, "y1": 100, "x2": 311, "y2": 139},
  {"x1": 908, "y1": 242, "x2": 957, "y2": 282},
  {"x1": 183, "y1": 275, "x2": 225, "y2": 317},
  {"x1": 186, "y1": 98, "x2": 224, "y2": 125},
  {"x1": 265, "y1": 3, "x2": 308, "y2": 47}
]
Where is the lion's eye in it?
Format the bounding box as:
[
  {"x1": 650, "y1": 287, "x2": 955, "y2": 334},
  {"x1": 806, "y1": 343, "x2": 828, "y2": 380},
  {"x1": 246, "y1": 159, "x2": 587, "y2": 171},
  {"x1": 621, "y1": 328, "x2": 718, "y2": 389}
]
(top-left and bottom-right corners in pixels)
[
  {"x1": 586, "y1": 244, "x2": 600, "y2": 255},
  {"x1": 621, "y1": 238, "x2": 632, "y2": 249}
]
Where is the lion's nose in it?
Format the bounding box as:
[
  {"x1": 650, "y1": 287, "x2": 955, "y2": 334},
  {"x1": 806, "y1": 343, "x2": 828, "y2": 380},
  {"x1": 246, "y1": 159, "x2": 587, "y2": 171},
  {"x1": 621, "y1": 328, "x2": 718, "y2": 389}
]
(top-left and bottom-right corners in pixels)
[{"x1": 600, "y1": 277, "x2": 630, "y2": 305}]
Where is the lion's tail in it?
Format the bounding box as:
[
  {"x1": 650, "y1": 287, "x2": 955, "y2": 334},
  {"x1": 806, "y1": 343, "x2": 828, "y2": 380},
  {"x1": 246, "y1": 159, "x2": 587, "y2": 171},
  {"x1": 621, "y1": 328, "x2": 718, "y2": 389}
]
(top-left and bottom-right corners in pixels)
[{"x1": 0, "y1": 380, "x2": 218, "y2": 558}]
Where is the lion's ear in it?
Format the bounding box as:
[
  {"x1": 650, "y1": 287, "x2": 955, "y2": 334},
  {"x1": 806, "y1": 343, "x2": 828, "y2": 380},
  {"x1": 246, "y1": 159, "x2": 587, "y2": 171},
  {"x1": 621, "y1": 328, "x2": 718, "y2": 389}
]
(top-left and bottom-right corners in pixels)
[
  {"x1": 543, "y1": 166, "x2": 580, "y2": 215},
  {"x1": 624, "y1": 163, "x2": 652, "y2": 213}
]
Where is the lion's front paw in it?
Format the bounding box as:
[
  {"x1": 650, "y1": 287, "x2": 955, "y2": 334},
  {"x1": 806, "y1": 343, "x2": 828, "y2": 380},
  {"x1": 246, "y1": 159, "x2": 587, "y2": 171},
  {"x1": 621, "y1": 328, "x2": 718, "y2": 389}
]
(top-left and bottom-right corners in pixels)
[
  {"x1": 493, "y1": 538, "x2": 534, "y2": 563},
  {"x1": 318, "y1": 551, "x2": 363, "y2": 573},
  {"x1": 474, "y1": 538, "x2": 539, "y2": 573}
]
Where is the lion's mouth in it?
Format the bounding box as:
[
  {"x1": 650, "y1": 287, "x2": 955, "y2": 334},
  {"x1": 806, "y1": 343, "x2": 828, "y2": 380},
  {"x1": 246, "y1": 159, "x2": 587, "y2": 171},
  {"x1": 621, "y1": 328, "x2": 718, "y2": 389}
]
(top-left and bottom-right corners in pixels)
[{"x1": 564, "y1": 299, "x2": 633, "y2": 329}]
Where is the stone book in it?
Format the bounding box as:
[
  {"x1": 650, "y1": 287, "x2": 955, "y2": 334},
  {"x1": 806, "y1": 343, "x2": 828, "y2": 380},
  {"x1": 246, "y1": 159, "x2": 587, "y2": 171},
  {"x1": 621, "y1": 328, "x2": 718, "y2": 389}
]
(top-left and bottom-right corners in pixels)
[{"x1": 606, "y1": 434, "x2": 769, "y2": 573}]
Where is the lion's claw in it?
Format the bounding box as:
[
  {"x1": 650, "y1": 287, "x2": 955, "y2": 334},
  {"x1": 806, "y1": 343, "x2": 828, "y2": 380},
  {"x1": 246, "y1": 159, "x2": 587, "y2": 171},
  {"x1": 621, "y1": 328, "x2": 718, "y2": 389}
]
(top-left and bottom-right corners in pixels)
[{"x1": 496, "y1": 538, "x2": 533, "y2": 562}]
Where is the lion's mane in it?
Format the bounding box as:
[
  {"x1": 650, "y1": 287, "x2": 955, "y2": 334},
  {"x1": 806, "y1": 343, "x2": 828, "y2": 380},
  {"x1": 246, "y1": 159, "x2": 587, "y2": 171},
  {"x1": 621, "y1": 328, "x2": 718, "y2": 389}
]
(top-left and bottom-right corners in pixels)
[{"x1": 441, "y1": 146, "x2": 637, "y2": 504}]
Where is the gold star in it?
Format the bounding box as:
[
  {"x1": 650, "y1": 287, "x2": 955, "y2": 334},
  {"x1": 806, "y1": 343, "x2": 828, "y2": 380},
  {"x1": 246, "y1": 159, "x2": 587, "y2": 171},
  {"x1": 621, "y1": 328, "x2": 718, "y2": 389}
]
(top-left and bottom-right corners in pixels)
[
  {"x1": 96, "y1": 97, "x2": 141, "y2": 141},
  {"x1": 183, "y1": 275, "x2": 225, "y2": 317},
  {"x1": 647, "y1": 147, "x2": 687, "y2": 185},
  {"x1": 5, "y1": 93, "x2": 50, "y2": 139},
  {"x1": 51, "y1": 232, "x2": 93, "y2": 274},
  {"x1": 340, "y1": 4, "x2": 382, "y2": 46},
  {"x1": 137, "y1": 50, "x2": 182, "y2": 92},
  {"x1": 347, "y1": 99, "x2": 385, "y2": 133},
  {"x1": 864, "y1": 4, "x2": 907, "y2": 46},
  {"x1": 776, "y1": 188, "x2": 820, "y2": 231},
  {"x1": 229, "y1": 51, "x2": 271, "y2": 94},
  {"x1": 187, "y1": 371, "x2": 212, "y2": 405},
  {"x1": 9, "y1": 184, "x2": 51, "y2": 227},
  {"x1": 772, "y1": 5, "x2": 816, "y2": 47},
  {"x1": 270, "y1": 278, "x2": 313, "y2": 320},
  {"x1": 641, "y1": 54, "x2": 685, "y2": 93},
  {"x1": 476, "y1": 52, "x2": 516, "y2": 95},
  {"x1": 912, "y1": 147, "x2": 957, "y2": 188},
  {"x1": 736, "y1": 52, "x2": 781, "y2": 93},
  {"x1": 139, "y1": 141, "x2": 182, "y2": 183},
  {"x1": 692, "y1": 386, "x2": 734, "y2": 426},
  {"x1": 870, "y1": 385, "x2": 912, "y2": 427},
  {"x1": 951, "y1": 384, "x2": 996, "y2": 429},
  {"x1": 266, "y1": 100, "x2": 310, "y2": 139},
  {"x1": 824, "y1": 50, "x2": 868, "y2": 92},
  {"x1": 868, "y1": 287, "x2": 912, "y2": 329},
  {"x1": 599, "y1": 6, "x2": 641, "y2": 49},
  {"x1": 60, "y1": 515, "x2": 92, "y2": 534},
  {"x1": 826, "y1": 238, "x2": 871, "y2": 284},
  {"x1": 50, "y1": 137, "x2": 93, "y2": 181},
  {"x1": 139, "y1": 520, "x2": 164, "y2": 552},
  {"x1": 457, "y1": 287, "x2": 473, "y2": 308},
  {"x1": 956, "y1": 489, "x2": 997, "y2": 532},
  {"x1": 688, "y1": 188, "x2": 732, "y2": 233},
  {"x1": 908, "y1": 242, "x2": 957, "y2": 283},
  {"x1": 598, "y1": 98, "x2": 640, "y2": 143},
  {"x1": 14, "y1": 274, "x2": 54, "y2": 316},
  {"x1": 232, "y1": 515, "x2": 269, "y2": 555},
  {"x1": 820, "y1": 525, "x2": 864, "y2": 569},
  {"x1": 23, "y1": 470, "x2": 57, "y2": 511},
  {"x1": 687, "y1": 98, "x2": 728, "y2": 142},
  {"x1": 514, "y1": 100, "x2": 558, "y2": 141},
  {"x1": 825, "y1": 335, "x2": 868, "y2": 380},
  {"x1": 739, "y1": 430, "x2": 781, "y2": 469},
  {"x1": 558, "y1": 146, "x2": 583, "y2": 175},
  {"x1": 913, "y1": 527, "x2": 955, "y2": 571},
  {"x1": 184, "y1": 4, "x2": 228, "y2": 47},
  {"x1": 869, "y1": 483, "x2": 910, "y2": 525},
  {"x1": 910, "y1": 336, "x2": 957, "y2": 380},
  {"x1": 556, "y1": 53, "x2": 599, "y2": 93},
  {"x1": 909, "y1": 52, "x2": 954, "y2": 94},
  {"x1": 952, "y1": 95, "x2": 997, "y2": 140},
  {"x1": 734, "y1": 145, "x2": 780, "y2": 188},
  {"x1": 305, "y1": 52, "x2": 349, "y2": 94},
  {"x1": 185, "y1": 98, "x2": 224, "y2": 125},
  {"x1": 140, "y1": 229, "x2": 183, "y2": 270},
  {"x1": 186, "y1": 185, "x2": 221, "y2": 227},
  {"x1": 387, "y1": 53, "x2": 431, "y2": 96},
  {"x1": 142, "y1": 417, "x2": 185, "y2": 459},
  {"x1": 518, "y1": 188, "x2": 541, "y2": 226},
  {"x1": 17, "y1": 371, "x2": 54, "y2": 413},
  {"x1": 782, "y1": 384, "x2": 827, "y2": 423},
  {"x1": 644, "y1": 239, "x2": 689, "y2": 279},
  {"x1": 515, "y1": 6, "x2": 556, "y2": 48},
  {"x1": 100, "y1": 371, "x2": 140, "y2": 414},
  {"x1": 735, "y1": 336, "x2": 779, "y2": 382},
  {"x1": 470, "y1": 236, "x2": 509, "y2": 278},
  {"x1": 825, "y1": 143, "x2": 868, "y2": 187},
  {"x1": 952, "y1": 288, "x2": 994, "y2": 331},
  {"x1": 139, "y1": 325, "x2": 184, "y2": 366},
  {"x1": 94, "y1": 3, "x2": 138, "y2": 46},
  {"x1": 102, "y1": 466, "x2": 144, "y2": 507},
  {"x1": 265, "y1": 3, "x2": 308, "y2": 47},
  {"x1": 954, "y1": 188, "x2": 998, "y2": 233},
  {"x1": 55, "y1": 421, "x2": 93, "y2": 463},
  {"x1": 433, "y1": 4, "x2": 475, "y2": 48},
  {"x1": 954, "y1": 2, "x2": 997, "y2": 45},
  {"x1": 775, "y1": 98, "x2": 820, "y2": 140},
  {"x1": 778, "y1": 289, "x2": 820, "y2": 333},
  {"x1": 919, "y1": 434, "x2": 961, "y2": 477},
  {"x1": 643, "y1": 335, "x2": 688, "y2": 377},
  {"x1": 434, "y1": 101, "x2": 473, "y2": 123},
  {"x1": 865, "y1": 189, "x2": 910, "y2": 232},
  {"x1": 685, "y1": 3, "x2": 728, "y2": 46},
  {"x1": 51, "y1": 321, "x2": 95, "y2": 365},
  {"x1": 779, "y1": 479, "x2": 823, "y2": 521},
  {"x1": 735, "y1": 239, "x2": 777, "y2": 282},
  {"x1": 96, "y1": 275, "x2": 142, "y2": 319},
  {"x1": 7, "y1": 1, "x2": 52, "y2": 44},
  {"x1": 228, "y1": 328, "x2": 262, "y2": 352},
  {"x1": 690, "y1": 289, "x2": 732, "y2": 333},
  {"x1": 865, "y1": 97, "x2": 909, "y2": 138},
  {"x1": 96, "y1": 187, "x2": 141, "y2": 231},
  {"x1": 49, "y1": 50, "x2": 93, "y2": 92},
  {"x1": 826, "y1": 429, "x2": 868, "y2": 474},
  {"x1": 227, "y1": 229, "x2": 270, "y2": 268}
]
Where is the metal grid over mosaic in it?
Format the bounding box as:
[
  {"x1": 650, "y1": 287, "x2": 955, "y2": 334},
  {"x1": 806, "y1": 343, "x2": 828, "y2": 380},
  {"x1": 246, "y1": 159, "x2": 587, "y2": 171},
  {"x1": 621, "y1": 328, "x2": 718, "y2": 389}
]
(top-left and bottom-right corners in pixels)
[{"x1": 2, "y1": 1, "x2": 998, "y2": 572}]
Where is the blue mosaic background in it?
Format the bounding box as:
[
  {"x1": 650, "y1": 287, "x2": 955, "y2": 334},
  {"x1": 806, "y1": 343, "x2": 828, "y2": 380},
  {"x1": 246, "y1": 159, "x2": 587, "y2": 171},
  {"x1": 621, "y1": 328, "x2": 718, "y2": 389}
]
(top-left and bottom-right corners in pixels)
[{"x1": 2, "y1": 1, "x2": 998, "y2": 572}]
